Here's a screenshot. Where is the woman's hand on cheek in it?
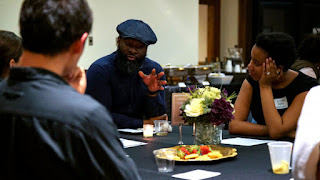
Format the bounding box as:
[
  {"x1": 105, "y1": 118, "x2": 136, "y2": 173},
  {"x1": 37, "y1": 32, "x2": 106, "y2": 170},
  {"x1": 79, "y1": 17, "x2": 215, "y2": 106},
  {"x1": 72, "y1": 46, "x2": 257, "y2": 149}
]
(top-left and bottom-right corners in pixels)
[{"x1": 259, "y1": 57, "x2": 281, "y2": 87}]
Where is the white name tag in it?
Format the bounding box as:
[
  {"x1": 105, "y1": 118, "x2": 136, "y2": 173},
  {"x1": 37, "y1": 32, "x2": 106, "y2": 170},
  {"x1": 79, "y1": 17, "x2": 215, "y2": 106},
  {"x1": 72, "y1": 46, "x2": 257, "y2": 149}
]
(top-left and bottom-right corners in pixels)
[{"x1": 274, "y1": 97, "x2": 288, "y2": 109}]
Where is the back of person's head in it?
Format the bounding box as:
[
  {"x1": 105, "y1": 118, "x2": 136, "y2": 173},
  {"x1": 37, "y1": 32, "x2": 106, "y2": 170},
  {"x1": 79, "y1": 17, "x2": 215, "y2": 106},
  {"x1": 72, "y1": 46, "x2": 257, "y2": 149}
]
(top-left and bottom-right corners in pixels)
[
  {"x1": 19, "y1": 0, "x2": 92, "y2": 56},
  {"x1": 298, "y1": 33, "x2": 320, "y2": 63},
  {"x1": 0, "y1": 30, "x2": 22, "y2": 77},
  {"x1": 255, "y1": 32, "x2": 296, "y2": 71}
]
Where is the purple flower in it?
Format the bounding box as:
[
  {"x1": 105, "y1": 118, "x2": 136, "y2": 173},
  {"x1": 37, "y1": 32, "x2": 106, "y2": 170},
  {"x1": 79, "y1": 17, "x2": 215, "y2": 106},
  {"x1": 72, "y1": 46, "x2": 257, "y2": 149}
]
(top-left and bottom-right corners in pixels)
[
  {"x1": 222, "y1": 89, "x2": 228, "y2": 97},
  {"x1": 209, "y1": 98, "x2": 234, "y2": 125},
  {"x1": 186, "y1": 85, "x2": 198, "y2": 93}
]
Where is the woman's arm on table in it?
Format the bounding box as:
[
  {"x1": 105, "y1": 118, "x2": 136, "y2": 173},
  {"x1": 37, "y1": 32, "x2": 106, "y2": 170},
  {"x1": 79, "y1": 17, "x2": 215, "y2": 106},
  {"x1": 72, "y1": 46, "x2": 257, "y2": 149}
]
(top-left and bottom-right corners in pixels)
[
  {"x1": 228, "y1": 80, "x2": 269, "y2": 136},
  {"x1": 260, "y1": 86, "x2": 306, "y2": 139},
  {"x1": 260, "y1": 59, "x2": 302, "y2": 139}
]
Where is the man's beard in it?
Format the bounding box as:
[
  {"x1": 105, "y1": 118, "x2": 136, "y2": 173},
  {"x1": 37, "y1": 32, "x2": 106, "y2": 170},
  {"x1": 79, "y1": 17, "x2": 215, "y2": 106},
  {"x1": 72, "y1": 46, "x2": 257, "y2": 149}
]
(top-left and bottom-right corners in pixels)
[{"x1": 115, "y1": 49, "x2": 145, "y2": 75}]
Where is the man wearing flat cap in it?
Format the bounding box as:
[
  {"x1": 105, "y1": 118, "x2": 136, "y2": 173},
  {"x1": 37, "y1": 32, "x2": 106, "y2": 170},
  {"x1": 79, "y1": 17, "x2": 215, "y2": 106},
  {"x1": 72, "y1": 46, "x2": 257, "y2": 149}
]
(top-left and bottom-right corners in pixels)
[{"x1": 86, "y1": 19, "x2": 167, "y2": 128}]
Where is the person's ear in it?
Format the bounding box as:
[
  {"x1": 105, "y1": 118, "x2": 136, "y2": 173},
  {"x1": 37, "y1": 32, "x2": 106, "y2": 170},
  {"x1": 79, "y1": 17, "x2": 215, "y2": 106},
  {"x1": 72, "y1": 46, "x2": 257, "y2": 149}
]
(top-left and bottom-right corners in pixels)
[
  {"x1": 80, "y1": 32, "x2": 89, "y2": 45},
  {"x1": 116, "y1": 36, "x2": 121, "y2": 47},
  {"x1": 79, "y1": 32, "x2": 89, "y2": 53},
  {"x1": 71, "y1": 33, "x2": 88, "y2": 55},
  {"x1": 9, "y1": 59, "x2": 16, "y2": 67}
]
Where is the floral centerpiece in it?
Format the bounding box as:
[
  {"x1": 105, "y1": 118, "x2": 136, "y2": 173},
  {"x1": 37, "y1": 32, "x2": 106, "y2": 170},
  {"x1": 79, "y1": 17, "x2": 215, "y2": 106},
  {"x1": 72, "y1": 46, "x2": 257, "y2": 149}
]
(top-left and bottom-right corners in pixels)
[{"x1": 180, "y1": 86, "x2": 236, "y2": 145}]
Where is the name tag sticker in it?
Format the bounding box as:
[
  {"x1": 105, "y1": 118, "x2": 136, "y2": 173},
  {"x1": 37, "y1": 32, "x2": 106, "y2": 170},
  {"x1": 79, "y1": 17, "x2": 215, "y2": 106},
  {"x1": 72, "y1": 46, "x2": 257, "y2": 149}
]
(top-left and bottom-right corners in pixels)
[{"x1": 274, "y1": 97, "x2": 288, "y2": 109}]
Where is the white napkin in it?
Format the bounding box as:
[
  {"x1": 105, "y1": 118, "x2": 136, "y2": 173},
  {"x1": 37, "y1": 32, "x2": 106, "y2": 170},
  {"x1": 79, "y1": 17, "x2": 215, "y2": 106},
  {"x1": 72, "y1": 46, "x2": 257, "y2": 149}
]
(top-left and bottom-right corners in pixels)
[
  {"x1": 221, "y1": 137, "x2": 275, "y2": 146},
  {"x1": 118, "y1": 129, "x2": 143, "y2": 133},
  {"x1": 172, "y1": 169, "x2": 221, "y2": 180},
  {"x1": 120, "y1": 138, "x2": 147, "y2": 148}
]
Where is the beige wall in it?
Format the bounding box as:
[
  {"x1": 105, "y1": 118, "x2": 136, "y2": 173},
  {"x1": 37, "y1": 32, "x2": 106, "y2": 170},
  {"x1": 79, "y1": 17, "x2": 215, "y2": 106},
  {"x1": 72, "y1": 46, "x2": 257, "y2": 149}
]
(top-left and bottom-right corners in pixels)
[
  {"x1": 1, "y1": 0, "x2": 240, "y2": 68},
  {"x1": 0, "y1": 0, "x2": 21, "y2": 34},
  {"x1": 220, "y1": 0, "x2": 239, "y2": 61},
  {"x1": 0, "y1": 0, "x2": 199, "y2": 69}
]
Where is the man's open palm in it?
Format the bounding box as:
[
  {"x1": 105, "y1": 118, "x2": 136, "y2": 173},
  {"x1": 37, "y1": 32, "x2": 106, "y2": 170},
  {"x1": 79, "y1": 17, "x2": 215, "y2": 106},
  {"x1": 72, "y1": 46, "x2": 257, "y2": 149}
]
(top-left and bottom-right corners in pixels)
[{"x1": 139, "y1": 69, "x2": 167, "y2": 92}]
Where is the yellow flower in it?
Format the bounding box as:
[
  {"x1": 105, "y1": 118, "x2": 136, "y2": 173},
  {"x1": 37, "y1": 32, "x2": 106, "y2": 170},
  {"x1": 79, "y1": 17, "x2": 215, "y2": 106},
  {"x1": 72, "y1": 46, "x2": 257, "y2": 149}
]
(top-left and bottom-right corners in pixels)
[
  {"x1": 184, "y1": 98, "x2": 204, "y2": 117},
  {"x1": 202, "y1": 87, "x2": 221, "y2": 100}
]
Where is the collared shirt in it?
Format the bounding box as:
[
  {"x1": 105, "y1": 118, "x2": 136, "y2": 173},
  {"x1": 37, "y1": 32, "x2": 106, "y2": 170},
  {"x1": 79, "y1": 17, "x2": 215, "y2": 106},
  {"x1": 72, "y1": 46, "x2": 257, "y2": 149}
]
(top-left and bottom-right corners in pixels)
[
  {"x1": 0, "y1": 67, "x2": 141, "y2": 180},
  {"x1": 86, "y1": 51, "x2": 166, "y2": 128}
]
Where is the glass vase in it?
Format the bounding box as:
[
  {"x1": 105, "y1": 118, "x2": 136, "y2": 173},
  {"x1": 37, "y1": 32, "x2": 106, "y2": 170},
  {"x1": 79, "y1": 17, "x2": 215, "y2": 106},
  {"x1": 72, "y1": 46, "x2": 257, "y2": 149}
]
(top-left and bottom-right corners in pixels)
[{"x1": 194, "y1": 121, "x2": 223, "y2": 145}]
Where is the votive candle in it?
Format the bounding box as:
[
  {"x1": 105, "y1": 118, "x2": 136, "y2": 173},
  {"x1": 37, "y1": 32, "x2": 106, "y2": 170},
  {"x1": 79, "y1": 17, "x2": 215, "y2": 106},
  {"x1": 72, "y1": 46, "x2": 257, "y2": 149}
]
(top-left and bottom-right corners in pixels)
[{"x1": 143, "y1": 124, "x2": 154, "y2": 137}]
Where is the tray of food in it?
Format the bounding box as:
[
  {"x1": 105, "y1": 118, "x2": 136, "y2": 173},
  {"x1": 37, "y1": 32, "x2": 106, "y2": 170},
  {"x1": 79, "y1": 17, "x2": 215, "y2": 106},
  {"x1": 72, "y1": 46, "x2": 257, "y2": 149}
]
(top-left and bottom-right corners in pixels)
[{"x1": 155, "y1": 145, "x2": 237, "y2": 161}]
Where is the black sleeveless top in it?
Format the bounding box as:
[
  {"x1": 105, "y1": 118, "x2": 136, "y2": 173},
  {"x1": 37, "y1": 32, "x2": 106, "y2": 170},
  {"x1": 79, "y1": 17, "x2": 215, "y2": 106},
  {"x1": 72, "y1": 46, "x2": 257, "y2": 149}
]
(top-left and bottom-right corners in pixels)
[{"x1": 247, "y1": 71, "x2": 319, "y2": 125}]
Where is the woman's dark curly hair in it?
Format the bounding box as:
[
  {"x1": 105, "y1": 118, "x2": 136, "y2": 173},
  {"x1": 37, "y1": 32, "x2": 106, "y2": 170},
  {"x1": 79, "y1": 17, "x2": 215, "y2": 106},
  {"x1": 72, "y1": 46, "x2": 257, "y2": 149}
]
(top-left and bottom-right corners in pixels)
[
  {"x1": 298, "y1": 34, "x2": 320, "y2": 63},
  {"x1": 255, "y1": 32, "x2": 296, "y2": 71}
]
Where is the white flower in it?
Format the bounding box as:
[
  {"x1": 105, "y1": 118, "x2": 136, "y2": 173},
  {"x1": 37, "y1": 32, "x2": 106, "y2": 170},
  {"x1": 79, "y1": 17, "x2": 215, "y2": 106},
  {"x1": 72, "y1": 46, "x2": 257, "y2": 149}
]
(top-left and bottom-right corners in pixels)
[
  {"x1": 184, "y1": 98, "x2": 205, "y2": 117},
  {"x1": 230, "y1": 103, "x2": 235, "y2": 114}
]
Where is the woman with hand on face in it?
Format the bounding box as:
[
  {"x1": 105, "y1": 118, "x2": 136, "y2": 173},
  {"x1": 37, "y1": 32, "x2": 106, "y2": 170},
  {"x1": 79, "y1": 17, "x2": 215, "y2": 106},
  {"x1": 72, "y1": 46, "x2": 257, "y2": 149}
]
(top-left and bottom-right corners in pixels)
[{"x1": 228, "y1": 32, "x2": 319, "y2": 139}]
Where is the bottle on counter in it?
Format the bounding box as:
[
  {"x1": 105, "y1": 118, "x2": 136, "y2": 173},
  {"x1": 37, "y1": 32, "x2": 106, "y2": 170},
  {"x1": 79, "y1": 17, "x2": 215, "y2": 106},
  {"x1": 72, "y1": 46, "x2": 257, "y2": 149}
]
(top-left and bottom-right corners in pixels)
[
  {"x1": 234, "y1": 64, "x2": 241, "y2": 73},
  {"x1": 241, "y1": 62, "x2": 247, "y2": 73},
  {"x1": 212, "y1": 57, "x2": 221, "y2": 72},
  {"x1": 225, "y1": 60, "x2": 233, "y2": 73}
]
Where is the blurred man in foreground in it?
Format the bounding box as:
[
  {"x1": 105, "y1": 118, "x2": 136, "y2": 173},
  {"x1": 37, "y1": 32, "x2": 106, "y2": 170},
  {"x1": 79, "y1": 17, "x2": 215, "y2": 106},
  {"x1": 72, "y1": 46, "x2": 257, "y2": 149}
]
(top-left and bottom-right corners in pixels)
[
  {"x1": 0, "y1": 0, "x2": 141, "y2": 179},
  {"x1": 292, "y1": 85, "x2": 320, "y2": 180}
]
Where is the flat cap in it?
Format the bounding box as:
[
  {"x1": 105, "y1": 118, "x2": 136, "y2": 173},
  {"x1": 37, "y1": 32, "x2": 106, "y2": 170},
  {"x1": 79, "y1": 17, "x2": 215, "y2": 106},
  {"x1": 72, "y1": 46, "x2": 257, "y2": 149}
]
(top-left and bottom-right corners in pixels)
[{"x1": 116, "y1": 19, "x2": 157, "y2": 45}]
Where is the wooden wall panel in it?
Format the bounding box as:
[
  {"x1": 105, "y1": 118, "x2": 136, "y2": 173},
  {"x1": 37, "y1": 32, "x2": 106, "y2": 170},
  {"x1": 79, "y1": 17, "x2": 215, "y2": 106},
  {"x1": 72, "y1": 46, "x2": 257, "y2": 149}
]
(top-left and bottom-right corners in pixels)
[{"x1": 200, "y1": 0, "x2": 220, "y2": 64}]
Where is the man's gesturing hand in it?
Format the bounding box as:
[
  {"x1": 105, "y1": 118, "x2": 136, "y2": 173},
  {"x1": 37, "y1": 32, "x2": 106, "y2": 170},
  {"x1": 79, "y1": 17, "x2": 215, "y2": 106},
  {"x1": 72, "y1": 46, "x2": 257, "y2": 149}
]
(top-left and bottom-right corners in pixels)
[{"x1": 139, "y1": 68, "x2": 167, "y2": 94}]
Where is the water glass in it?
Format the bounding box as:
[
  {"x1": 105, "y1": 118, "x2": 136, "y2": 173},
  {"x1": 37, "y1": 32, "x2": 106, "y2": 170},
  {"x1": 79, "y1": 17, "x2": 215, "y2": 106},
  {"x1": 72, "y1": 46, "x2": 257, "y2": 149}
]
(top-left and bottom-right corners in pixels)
[
  {"x1": 154, "y1": 120, "x2": 168, "y2": 136},
  {"x1": 153, "y1": 149, "x2": 176, "y2": 172}
]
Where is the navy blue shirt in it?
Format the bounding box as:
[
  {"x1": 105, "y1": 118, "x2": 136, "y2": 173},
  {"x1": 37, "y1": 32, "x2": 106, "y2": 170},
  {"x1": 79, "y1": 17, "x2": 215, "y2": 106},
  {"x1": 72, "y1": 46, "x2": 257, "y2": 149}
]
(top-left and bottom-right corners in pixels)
[
  {"x1": 0, "y1": 67, "x2": 141, "y2": 180},
  {"x1": 86, "y1": 52, "x2": 166, "y2": 129}
]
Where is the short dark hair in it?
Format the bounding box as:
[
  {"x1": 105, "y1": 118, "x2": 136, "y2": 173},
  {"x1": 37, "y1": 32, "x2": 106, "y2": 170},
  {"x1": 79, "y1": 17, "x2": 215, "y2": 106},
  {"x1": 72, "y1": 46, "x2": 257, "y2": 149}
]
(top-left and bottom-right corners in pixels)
[
  {"x1": 255, "y1": 32, "x2": 296, "y2": 71},
  {"x1": 19, "y1": 0, "x2": 92, "y2": 56},
  {"x1": 298, "y1": 34, "x2": 320, "y2": 63},
  {"x1": 0, "y1": 30, "x2": 23, "y2": 76}
]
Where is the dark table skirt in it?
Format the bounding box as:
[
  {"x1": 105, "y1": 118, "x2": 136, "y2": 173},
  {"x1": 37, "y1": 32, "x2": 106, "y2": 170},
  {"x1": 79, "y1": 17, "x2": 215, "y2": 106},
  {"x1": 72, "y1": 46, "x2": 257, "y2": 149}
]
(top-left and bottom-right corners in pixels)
[{"x1": 121, "y1": 125, "x2": 293, "y2": 180}]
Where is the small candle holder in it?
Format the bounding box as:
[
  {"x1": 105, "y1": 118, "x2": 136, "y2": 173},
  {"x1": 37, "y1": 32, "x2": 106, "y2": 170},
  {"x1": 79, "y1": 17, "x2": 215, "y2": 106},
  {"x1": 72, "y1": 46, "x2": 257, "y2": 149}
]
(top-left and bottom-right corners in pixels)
[{"x1": 143, "y1": 124, "x2": 154, "y2": 138}]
